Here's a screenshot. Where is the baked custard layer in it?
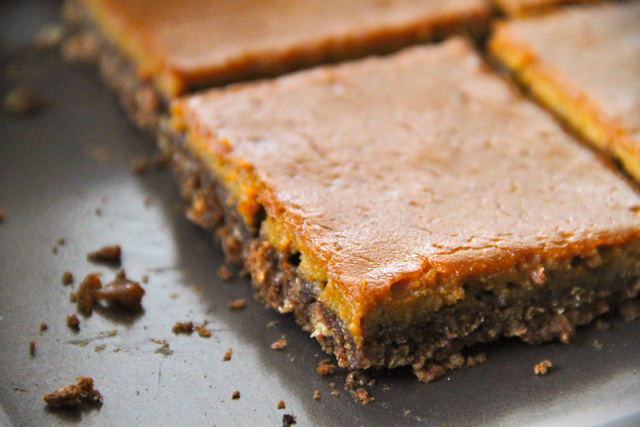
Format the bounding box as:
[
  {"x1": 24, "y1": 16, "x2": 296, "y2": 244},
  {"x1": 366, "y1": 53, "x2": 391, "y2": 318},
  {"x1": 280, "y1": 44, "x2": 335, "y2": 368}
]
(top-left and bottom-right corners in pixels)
[{"x1": 167, "y1": 38, "x2": 640, "y2": 369}]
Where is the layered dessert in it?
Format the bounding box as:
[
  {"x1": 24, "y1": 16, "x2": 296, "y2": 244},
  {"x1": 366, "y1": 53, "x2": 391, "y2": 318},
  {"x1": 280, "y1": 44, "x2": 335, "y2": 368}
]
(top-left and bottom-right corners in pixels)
[
  {"x1": 164, "y1": 38, "x2": 640, "y2": 373},
  {"x1": 490, "y1": 1, "x2": 640, "y2": 182},
  {"x1": 62, "y1": 0, "x2": 491, "y2": 133}
]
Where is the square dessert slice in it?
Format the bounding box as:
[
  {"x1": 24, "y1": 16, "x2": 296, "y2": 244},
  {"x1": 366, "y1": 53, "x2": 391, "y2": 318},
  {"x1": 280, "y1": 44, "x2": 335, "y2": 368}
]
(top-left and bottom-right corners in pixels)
[
  {"x1": 62, "y1": 0, "x2": 491, "y2": 133},
  {"x1": 493, "y1": 0, "x2": 601, "y2": 17},
  {"x1": 490, "y1": 2, "x2": 640, "y2": 182},
  {"x1": 166, "y1": 38, "x2": 640, "y2": 374}
]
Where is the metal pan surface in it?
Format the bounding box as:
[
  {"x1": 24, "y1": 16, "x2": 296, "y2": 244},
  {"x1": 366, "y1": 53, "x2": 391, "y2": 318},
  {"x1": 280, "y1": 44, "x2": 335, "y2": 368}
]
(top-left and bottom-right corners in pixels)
[{"x1": 1, "y1": 1, "x2": 640, "y2": 426}]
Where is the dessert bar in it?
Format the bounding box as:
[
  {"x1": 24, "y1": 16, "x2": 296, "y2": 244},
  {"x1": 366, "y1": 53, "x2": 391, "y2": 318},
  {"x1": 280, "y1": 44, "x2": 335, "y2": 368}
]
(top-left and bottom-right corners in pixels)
[
  {"x1": 164, "y1": 38, "x2": 640, "y2": 373},
  {"x1": 490, "y1": 1, "x2": 640, "y2": 181},
  {"x1": 63, "y1": 0, "x2": 490, "y2": 133}
]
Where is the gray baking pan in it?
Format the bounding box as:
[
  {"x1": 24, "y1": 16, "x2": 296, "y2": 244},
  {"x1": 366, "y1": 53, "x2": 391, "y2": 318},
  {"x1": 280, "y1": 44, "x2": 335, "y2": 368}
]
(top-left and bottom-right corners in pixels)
[{"x1": 1, "y1": 1, "x2": 640, "y2": 426}]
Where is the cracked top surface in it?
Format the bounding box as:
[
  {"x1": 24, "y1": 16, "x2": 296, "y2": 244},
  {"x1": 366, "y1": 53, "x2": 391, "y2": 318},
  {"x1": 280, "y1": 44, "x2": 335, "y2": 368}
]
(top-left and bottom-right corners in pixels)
[
  {"x1": 79, "y1": 0, "x2": 489, "y2": 97},
  {"x1": 174, "y1": 39, "x2": 640, "y2": 309}
]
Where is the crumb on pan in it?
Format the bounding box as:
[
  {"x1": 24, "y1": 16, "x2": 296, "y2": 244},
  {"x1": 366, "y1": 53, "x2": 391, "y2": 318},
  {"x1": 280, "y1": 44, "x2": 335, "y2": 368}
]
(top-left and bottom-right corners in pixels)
[
  {"x1": 218, "y1": 266, "x2": 234, "y2": 281},
  {"x1": 0, "y1": 209, "x2": 4, "y2": 222},
  {"x1": 223, "y1": 348, "x2": 233, "y2": 361},
  {"x1": 232, "y1": 391, "x2": 240, "y2": 400},
  {"x1": 331, "y1": 390, "x2": 340, "y2": 397},
  {"x1": 62, "y1": 271, "x2": 74, "y2": 285},
  {"x1": 34, "y1": 24, "x2": 64, "y2": 50},
  {"x1": 86, "y1": 245, "x2": 121, "y2": 264},
  {"x1": 43, "y1": 377, "x2": 103, "y2": 408},
  {"x1": 282, "y1": 414, "x2": 297, "y2": 426},
  {"x1": 313, "y1": 390, "x2": 320, "y2": 400},
  {"x1": 413, "y1": 352, "x2": 486, "y2": 384},
  {"x1": 3, "y1": 87, "x2": 47, "y2": 116},
  {"x1": 66, "y1": 314, "x2": 80, "y2": 329},
  {"x1": 94, "y1": 270, "x2": 145, "y2": 310},
  {"x1": 75, "y1": 273, "x2": 102, "y2": 314},
  {"x1": 29, "y1": 341, "x2": 36, "y2": 356},
  {"x1": 278, "y1": 400, "x2": 285, "y2": 410},
  {"x1": 40, "y1": 323, "x2": 48, "y2": 331},
  {"x1": 228, "y1": 299, "x2": 246, "y2": 309},
  {"x1": 534, "y1": 360, "x2": 553, "y2": 375},
  {"x1": 620, "y1": 300, "x2": 639, "y2": 322},
  {"x1": 344, "y1": 371, "x2": 374, "y2": 405},
  {"x1": 270, "y1": 339, "x2": 287, "y2": 350},
  {"x1": 172, "y1": 321, "x2": 194, "y2": 334},
  {"x1": 194, "y1": 325, "x2": 211, "y2": 338},
  {"x1": 317, "y1": 359, "x2": 336, "y2": 376}
]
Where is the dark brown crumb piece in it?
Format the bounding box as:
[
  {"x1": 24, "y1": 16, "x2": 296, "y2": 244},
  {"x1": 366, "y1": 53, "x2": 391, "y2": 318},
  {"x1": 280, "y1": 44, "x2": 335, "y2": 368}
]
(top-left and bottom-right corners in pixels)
[
  {"x1": 228, "y1": 299, "x2": 246, "y2": 309},
  {"x1": 223, "y1": 348, "x2": 233, "y2": 361},
  {"x1": 413, "y1": 352, "x2": 487, "y2": 384},
  {"x1": 52, "y1": 247, "x2": 58, "y2": 255},
  {"x1": 29, "y1": 341, "x2": 36, "y2": 356},
  {"x1": 194, "y1": 325, "x2": 211, "y2": 338},
  {"x1": 66, "y1": 314, "x2": 80, "y2": 329},
  {"x1": 278, "y1": 400, "x2": 285, "y2": 410},
  {"x1": 271, "y1": 339, "x2": 287, "y2": 350},
  {"x1": 534, "y1": 360, "x2": 553, "y2": 375},
  {"x1": 75, "y1": 273, "x2": 102, "y2": 314},
  {"x1": 317, "y1": 359, "x2": 336, "y2": 376},
  {"x1": 61, "y1": 271, "x2": 74, "y2": 285},
  {"x1": 43, "y1": 377, "x2": 103, "y2": 408},
  {"x1": 218, "y1": 266, "x2": 234, "y2": 281},
  {"x1": 313, "y1": 390, "x2": 320, "y2": 400},
  {"x1": 282, "y1": 414, "x2": 297, "y2": 427},
  {"x1": 172, "y1": 321, "x2": 194, "y2": 334},
  {"x1": 3, "y1": 87, "x2": 47, "y2": 116},
  {"x1": 0, "y1": 209, "x2": 4, "y2": 222},
  {"x1": 344, "y1": 371, "x2": 374, "y2": 405},
  {"x1": 57, "y1": 238, "x2": 66, "y2": 246},
  {"x1": 40, "y1": 323, "x2": 48, "y2": 331},
  {"x1": 94, "y1": 270, "x2": 146, "y2": 310},
  {"x1": 86, "y1": 245, "x2": 121, "y2": 264},
  {"x1": 231, "y1": 391, "x2": 240, "y2": 400}
]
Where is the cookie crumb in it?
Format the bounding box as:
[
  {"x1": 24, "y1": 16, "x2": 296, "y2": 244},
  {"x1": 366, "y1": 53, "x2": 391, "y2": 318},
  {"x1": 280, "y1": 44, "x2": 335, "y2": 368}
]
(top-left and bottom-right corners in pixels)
[
  {"x1": 172, "y1": 321, "x2": 194, "y2": 334},
  {"x1": 3, "y1": 87, "x2": 47, "y2": 116},
  {"x1": 87, "y1": 245, "x2": 121, "y2": 264},
  {"x1": 331, "y1": 391, "x2": 340, "y2": 397},
  {"x1": 94, "y1": 270, "x2": 145, "y2": 310},
  {"x1": 218, "y1": 266, "x2": 234, "y2": 281},
  {"x1": 223, "y1": 348, "x2": 233, "y2": 361},
  {"x1": 52, "y1": 247, "x2": 58, "y2": 255},
  {"x1": 344, "y1": 371, "x2": 374, "y2": 405},
  {"x1": 317, "y1": 359, "x2": 336, "y2": 376},
  {"x1": 313, "y1": 390, "x2": 320, "y2": 400},
  {"x1": 75, "y1": 273, "x2": 102, "y2": 314},
  {"x1": 282, "y1": 414, "x2": 297, "y2": 426},
  {"x1": 231, "y1": 391, "x2": 240, "y2": 400},
  {"x1": 277, "y1": 400, "x2": 285, "y2": 410},
  {"x1": 329, "y1": 382, "x2": 336, "y2": 388},
  {"x1": 40, "y1": 323, "x2": 48, "y2": 331},
  {"x1": 194, "y1": 325, "x2": 211, "y2": 338},
  {"x1": 34, "y1": 24, "x2": 64, "y2": 50},
  {"x1": 592, "y1": 340, "x2": 603, "y2": 350},
  {"x1": 66, "y1": 314, "x2": 80, "y2": 329},
  {"x1": 62, "y1": 271, "x2": 74, "y2": 285},
  {"x1": 43, "y1": 377, "x2": 103, "y2": 408},
  {"x1": 141, "y1": 275, "x2": 149, "y2": 284},
  {"x1": 271, "y1": 339, "x2": 287, "y2": 350},
  {"x1": 57, "y1": 238, "x2": 66, "y2": 246},
  {"x1": 228, "y1": 299, "x2": 246, "y2": 309},
  {"x1": 29, "y1": 341, "x2": 36, "y2": 356},
  {"x1": 0, "y1": 209, "x2": 4, "y2": 222},
  {"x1": 534, "y1": 359, "x2": 553, "y2": 375}
]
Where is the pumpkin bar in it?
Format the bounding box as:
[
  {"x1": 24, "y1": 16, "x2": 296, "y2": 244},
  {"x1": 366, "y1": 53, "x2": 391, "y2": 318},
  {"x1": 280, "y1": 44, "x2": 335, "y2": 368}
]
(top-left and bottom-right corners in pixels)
[
  {"x1": 493, "y1": 0, "x2": 600, "y2": 17},
  {"x1": 490, "y1": 2, "x2": 640, "y2": 182},
  {"x1": 165, "y1": 38, "x2": 640, "y2": 373},
  {"x1": 62, "y1": 0, "x2": 491, "y2": 133}
]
